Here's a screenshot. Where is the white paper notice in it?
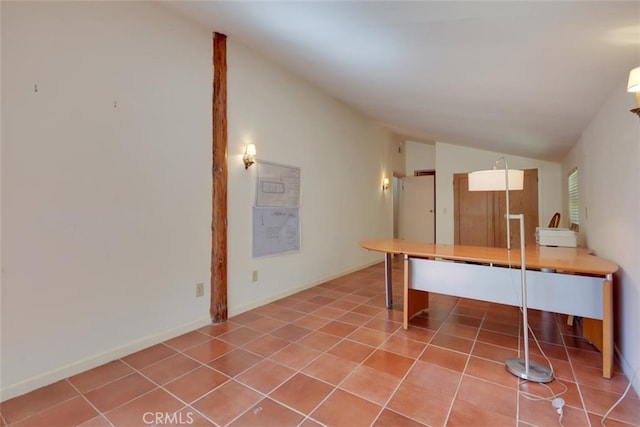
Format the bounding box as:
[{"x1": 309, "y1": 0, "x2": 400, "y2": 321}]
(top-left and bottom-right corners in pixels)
[
  {"x1": 256, "y1": 161, "x2": 300, "y2": 207},
  {"x1": 252, "y1": 207, "x2": 300, "y2": 257}
]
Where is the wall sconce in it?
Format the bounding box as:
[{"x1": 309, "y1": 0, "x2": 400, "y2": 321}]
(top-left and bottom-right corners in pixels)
[
  {"x1": 628, "y1": 66, "x2": 640, "y2": 117},
  {"x1": 382, "y1": 177, "x2": 390, "y2": 191},
  {"x1": 243, "y1": 144, "x2": 256, "y2": 169}
]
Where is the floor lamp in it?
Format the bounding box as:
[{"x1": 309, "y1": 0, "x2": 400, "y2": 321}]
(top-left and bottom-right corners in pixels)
[{"x1": 468, "y1": 158, "x2": 554, "y2": 383}]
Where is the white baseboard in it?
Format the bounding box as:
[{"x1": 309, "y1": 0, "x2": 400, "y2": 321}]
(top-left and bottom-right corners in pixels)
[
  {"x1": 614, "y1": 345, "x2": 640, "y2": 396},
  {"x1": 1, "y1": 260, "x2": 384, "y2": 402},
  {"x1": 229, "y1": 259, "x2": 383, "y2": 317},
  {"x1": 0, "y1": 316, "x2": 212, "y2": 402}
]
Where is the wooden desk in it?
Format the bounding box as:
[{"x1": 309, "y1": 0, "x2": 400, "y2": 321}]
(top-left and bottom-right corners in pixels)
[{"x1": 360, "y1": 239, "x2": 618, "y2": 378}]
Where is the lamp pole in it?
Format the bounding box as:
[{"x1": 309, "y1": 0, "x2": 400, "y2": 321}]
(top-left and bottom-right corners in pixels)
[
  {"x1": 497, "y1": 158, "x2": 553, "y2": 382},
  {"x1": 504, "y1": 186, "x2": 553, "y2": 383},
  {"x1": 510, "y1": 213, "x2": 531, "y2": 374},
  {"x1": 500, "y1": 157, "x2": 512, "y2": 250}
]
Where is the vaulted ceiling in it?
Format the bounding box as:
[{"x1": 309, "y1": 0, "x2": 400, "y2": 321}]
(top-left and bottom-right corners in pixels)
[{"x1": 164, "y1": 1, "x2": 640, "y2": 161}]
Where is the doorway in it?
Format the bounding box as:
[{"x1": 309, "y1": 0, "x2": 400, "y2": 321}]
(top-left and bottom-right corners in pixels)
[{"x1": 397, "y1": 174, "x2": 435, "y2": 243}]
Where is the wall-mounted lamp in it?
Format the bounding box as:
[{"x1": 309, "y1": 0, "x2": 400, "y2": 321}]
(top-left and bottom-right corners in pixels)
[
  {"x1": 243, "y1": 144, "x2": 256, "y2": 169},
  {"x1": 382, "y1": 177, "x2": 390, "y2": 191},
  {"x1": 628, "y1": 66, "x2": 640, "y2": 117}
]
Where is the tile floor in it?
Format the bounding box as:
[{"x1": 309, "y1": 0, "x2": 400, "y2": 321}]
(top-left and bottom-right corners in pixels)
[{"x1": 2, "y1": 260, "x2": 639, "y2": 426}]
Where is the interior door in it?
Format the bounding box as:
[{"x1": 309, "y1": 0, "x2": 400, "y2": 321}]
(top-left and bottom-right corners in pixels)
[
  {"x1": 398, "y1": 175, "x2": 435, "y2": 243},
  {"x1": 493, "y1": 169, "x2": 539, "y2": 248},
  {"x1": 454, "y1": 169, "x2": 538, "y2": 248},
  {"x1": 454, "y1": 173, "x2": 496, "y2": 247}
]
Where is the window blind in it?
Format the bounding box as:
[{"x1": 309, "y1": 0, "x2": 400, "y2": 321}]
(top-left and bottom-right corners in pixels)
[{"x1": 568, "y1": 168, "x2": 579, "y2": 228}]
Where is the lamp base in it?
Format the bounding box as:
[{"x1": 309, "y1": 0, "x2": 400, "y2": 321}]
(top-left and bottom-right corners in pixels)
[
  {"x1": 631, "y1": 107, "x2": 640, "y2": 117},
  {"x1": 505, "y1": 358, "x2": 554, "y2": 383}
]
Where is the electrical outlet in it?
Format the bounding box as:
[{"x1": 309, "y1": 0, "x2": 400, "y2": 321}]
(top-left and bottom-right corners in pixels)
[
  {"x1": 252, "y1": 270, "x2": 258, "y2": 282},
  {"x1": 195, "y1": 282, "x2": 204, "y2": 297}
]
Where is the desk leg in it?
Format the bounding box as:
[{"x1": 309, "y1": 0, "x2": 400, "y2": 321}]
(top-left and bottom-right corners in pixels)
[
  {"x1": 384, "y1": 252, "x2": 393, "y2": 308},
  {"x1": 602, "y1": 274, "x2": 613, "y2": 379},
  {"x1": 403, "y1": 255, "x2": 409, "y2": 330},
  {"x1": 403, "y1": 255, "x2": 430, "y2": 330}
]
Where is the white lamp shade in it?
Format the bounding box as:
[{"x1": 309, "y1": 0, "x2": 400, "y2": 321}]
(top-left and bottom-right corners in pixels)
[
  {"x1": 245, "y1": 144, "x2": 257, "y2": 156},
  {"x1": 468, "y1": 169, "x2": 524, "y2": 191},
  {"x1": 628, "y1": 67, "x2": 640, "y2": 92}
]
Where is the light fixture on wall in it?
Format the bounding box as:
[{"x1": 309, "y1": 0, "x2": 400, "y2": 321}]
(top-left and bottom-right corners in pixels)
[
  {"x1": 468, "y1": 158, "x2": 554, "y2": 383},
  {"x1": 628, "y1": 66, "x2": 640, "y2": 117},
  {"x1": 382, "y1": 177, "x2": 390, "y2": 191},
  {"x1": 243, "y1": 144, "x2": 256, "y2": 169}
]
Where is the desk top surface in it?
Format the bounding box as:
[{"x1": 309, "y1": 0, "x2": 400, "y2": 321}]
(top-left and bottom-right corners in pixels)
[{"x1": 360, "y1": 239, "x2": 618, "y2": 276}]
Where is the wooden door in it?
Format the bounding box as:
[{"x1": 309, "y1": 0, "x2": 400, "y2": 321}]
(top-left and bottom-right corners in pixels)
[
  {"x1": 454, "y1": 173, "x2": 496, "y2": 247},
  {"x1": 494, "y1": 169, "x2": 539, "y2": 248},
  {"x1": 454, "y1": 169, "x2": 538, "y2": 248}
]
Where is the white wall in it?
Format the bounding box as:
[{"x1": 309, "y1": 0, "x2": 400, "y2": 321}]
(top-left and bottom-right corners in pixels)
[
  {"x1": 0, "y1": 1, "x2": 393, "y2": 399},
  {"x1": 1, "y1": 1, "x2": 213, "y2": 399},
  {"x1": 388, "y1": 134, "x2": 406, "y2": 177},
  {"x1": 562, "y1": 79, "x2": 640, "y2": 392},
  {"x1": 435, "y1": 142, "x2": 562, "y2": 244},
  {"x1": 225, "y1": 41, "x2": 392, "y2": 315},
  {"x1": 405, "y1": 140, "x2": 435, "y2": 175}
]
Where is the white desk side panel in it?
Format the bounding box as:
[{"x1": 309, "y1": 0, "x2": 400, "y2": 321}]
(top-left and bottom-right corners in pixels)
[{"x1": 408, "y1": 258, "x2": 603, "y2": 319}]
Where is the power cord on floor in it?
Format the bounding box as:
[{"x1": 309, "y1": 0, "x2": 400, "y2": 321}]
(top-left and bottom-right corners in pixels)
[
  {"x1": 518, "y1": 364, "x2": 568, "y2": 427},
  {"x1": 600, "y1": 364, "x2": 640, "y2": 426},
  {"x1": 498, "y1": 253, "x2": 636, "y2": 427},
  {"x1": 552, "y1": 397, "x2": 565, "y2": 426},
  {"x1": 501, "y1": 252, "x2": 640, "y2": 427},
  {"x1": 515, "y1": 292, "x2": 571, "y2": 426},
  {"x1": 505, "y1": 252, "x2": 569, "y2": 426}
]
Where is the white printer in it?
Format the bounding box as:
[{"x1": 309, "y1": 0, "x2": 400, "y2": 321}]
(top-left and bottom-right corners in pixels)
[{"x1": 535, "y1": 227, "x2": 577, "y2": 247}]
